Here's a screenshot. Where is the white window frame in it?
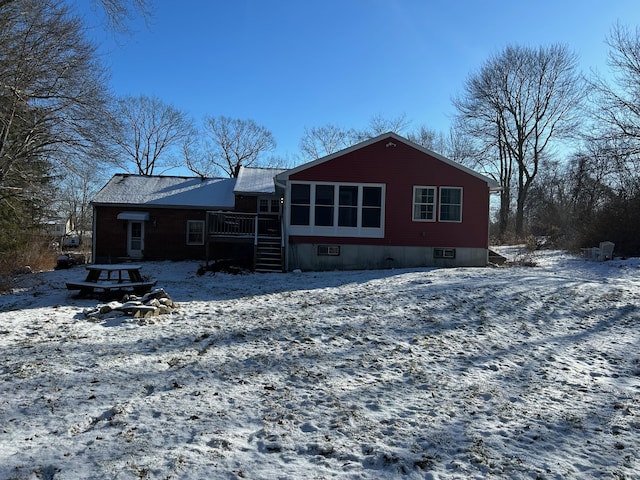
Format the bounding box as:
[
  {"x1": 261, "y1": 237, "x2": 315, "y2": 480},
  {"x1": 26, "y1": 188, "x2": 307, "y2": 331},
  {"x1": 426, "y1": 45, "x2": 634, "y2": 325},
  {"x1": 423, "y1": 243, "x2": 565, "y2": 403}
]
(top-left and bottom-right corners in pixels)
[
  {"x1": 287, "y1": 182, "x2": 385, "y2": 238},
  {"x1": 186, "y1": 220, "x2": 205, "y2": 245},
  {"x1": 412, "y1": 186, "x2": 437, "y2": 222},
  {"x1": 258, "y1": 196, "x2": 281, "y2": 214},
  {"x1": 439, "y1": 187, "x2": 463, "y2": 223}
]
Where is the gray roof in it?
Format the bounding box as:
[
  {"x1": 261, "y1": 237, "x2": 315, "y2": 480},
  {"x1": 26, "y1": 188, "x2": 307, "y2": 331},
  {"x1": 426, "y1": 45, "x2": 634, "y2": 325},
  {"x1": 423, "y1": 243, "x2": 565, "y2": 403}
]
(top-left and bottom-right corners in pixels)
[
  {"x1": 234, "y1": 167, "x2": 285, "y2": 194},
  {"x1": 92, "y1": 174, "x2": 236, "y2": 208}
]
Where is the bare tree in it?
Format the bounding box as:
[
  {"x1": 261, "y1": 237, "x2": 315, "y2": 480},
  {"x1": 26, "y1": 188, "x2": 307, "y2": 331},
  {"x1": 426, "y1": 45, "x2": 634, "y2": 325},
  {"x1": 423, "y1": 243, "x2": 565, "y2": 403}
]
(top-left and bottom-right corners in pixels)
[
  {"x1": 187, "y1": 116, "x2": 276, "y2": 178},
  {"x1": 453, "y1": 44, "x2": 586, "y2": 237},
  {"x1": 299, "y1": 124, "x2": 353, "y2": 161},
  {"x1": 0, "y1": 0, "x2": 151, "y2": 32},
  {"x1": 54, "y1": 161, "x2": 107, "y2": 242},
  {"x1": 110, "y1": 94, "x2": 194, "y2": 175},
  {"x1": 407, "y1": 124, "x2": 460, "y2": 155},
  {"x1": 0, "y1": 0, "x2": 113, "y2": 206},
  {"x1": 90, "y1": 0, "x2": 151, "y2": 33},
  {"x1": 351, "y1": 113, "x2": 410, "y2": 144},
  {"x1": 299, "y1": 114, "x2": 412, "y2": 161},
  {"x1": 589, "y1": 23, "x2": 640, "y2": 178}
]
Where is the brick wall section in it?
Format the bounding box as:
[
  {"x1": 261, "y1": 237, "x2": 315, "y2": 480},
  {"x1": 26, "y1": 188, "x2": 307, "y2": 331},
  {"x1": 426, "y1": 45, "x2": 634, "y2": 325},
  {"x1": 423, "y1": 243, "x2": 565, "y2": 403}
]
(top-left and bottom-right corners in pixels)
[{"x1": 94, "y1": 206, "x2": 208, "y2": 261}]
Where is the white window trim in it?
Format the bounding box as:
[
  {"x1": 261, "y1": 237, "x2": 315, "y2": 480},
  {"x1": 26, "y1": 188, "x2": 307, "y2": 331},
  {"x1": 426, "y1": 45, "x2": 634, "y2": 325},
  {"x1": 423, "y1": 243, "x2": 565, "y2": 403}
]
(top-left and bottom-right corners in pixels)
[
  {"x1": 186, "y1": 220, "x2": 205, "y2": 245},
  {"x1": 412, "y1": 185, "x2": 437, "y2": 222},
  {"x1": 287, "y1": 182, "x2": 385, "y2": 238},
  {"x1": 439, "y1": 186, "x2": 463, "y2": 223},
  {"x1": 258, "y1": 195, "x2": 281, "y2": 214}
]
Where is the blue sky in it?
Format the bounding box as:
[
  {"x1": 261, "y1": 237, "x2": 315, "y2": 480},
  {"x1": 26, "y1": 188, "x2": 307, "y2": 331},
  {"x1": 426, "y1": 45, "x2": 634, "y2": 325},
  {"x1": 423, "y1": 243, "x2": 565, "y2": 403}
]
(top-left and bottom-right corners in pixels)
[{"x1": 81, "y1": 0, "x2": 640, "y2": 166}]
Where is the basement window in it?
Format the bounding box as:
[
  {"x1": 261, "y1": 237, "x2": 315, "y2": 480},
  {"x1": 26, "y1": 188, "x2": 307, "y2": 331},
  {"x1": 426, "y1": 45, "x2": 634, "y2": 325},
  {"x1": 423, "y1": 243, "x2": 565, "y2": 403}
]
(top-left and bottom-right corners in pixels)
[
  {"x1": 318, "y1": 245, "x2": 341, "y2": 256},
  {"x1": 434, "y1": 248, "x2": 456, "y2": 259}
]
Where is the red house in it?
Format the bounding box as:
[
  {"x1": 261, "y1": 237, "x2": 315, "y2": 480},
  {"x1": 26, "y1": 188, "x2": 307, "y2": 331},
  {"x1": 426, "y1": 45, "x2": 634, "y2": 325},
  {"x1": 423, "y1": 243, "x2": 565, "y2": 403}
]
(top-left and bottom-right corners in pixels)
[
  {"x1": 90, "y1": 133, "x2": 499, "y2": 270},
  {"x1": 276, "y1": 132, "x2": 499, "y2": 270}
]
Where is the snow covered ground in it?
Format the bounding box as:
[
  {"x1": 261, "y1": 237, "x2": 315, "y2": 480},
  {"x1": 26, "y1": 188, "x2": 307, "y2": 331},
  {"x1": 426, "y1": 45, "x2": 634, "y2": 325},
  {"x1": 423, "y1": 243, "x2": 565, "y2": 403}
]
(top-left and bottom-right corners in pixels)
[{"x1": 0, "y1": 248, "x2": 638, "y2": 479}]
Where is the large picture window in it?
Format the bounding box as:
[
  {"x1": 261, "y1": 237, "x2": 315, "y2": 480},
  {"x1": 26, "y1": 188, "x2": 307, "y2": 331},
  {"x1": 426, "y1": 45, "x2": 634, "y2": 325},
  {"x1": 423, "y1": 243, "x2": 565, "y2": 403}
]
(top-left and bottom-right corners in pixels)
[
  {"x1": 413, "y1": 186, "x2": 436, "y2": 221},
  {"x1": 288, "y1": 182, "x2": 385, "y2": 237},
  {"x1": 439, "y1": 187, "x2": 462, "y2": 222},
  {"x1": 186, "y1": 220, "x2": 205, "y2": 245}
]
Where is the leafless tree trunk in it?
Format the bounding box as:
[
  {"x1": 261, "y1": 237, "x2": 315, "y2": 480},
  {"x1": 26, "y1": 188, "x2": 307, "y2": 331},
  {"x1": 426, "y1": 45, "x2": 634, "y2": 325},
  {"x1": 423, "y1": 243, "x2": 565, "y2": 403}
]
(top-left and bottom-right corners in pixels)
[{"x1": 454, "y1": 44, "x2": 585, "y2": 237}]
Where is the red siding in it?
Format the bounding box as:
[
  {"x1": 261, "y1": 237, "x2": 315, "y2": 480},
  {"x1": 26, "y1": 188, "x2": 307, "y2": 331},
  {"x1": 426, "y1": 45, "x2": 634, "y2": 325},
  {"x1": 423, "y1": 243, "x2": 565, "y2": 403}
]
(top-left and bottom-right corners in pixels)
[
  {"x1": 94, "y1": 206, "x2": 208, "y2": 261},
  {"x1": 235, "y1": 195, "x2": 257, "y2": 213},
  {"x1": 289, "y1": 138, "x2": 490, "y2": 249}
]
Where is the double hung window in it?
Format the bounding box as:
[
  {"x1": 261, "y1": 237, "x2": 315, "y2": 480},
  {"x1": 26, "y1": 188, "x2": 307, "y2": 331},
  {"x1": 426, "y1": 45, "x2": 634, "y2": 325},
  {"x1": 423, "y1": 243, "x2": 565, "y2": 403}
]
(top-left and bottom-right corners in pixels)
[
  {"x1": 259, "y1": 196, "x2": 281, "y2": 214},
  {"x1": 412, "y1": 186, "x2": 463, "y2": 223},
  {"x1": 439, "y1": 187, "x2": 462, "y2": 222},
  {"x1": 186, "y1": 220, "x2": 205, "y2": 245},
  {"x1": 413, "y1": 186, "x2": 436, "y2": 221}
]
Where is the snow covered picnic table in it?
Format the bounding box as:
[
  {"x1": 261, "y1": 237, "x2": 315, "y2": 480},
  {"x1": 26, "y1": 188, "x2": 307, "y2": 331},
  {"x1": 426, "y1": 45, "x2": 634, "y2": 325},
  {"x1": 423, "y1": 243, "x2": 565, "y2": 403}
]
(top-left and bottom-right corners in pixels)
[{"x1": 65, "y1": 264, "x2": 157, "y2": 296}]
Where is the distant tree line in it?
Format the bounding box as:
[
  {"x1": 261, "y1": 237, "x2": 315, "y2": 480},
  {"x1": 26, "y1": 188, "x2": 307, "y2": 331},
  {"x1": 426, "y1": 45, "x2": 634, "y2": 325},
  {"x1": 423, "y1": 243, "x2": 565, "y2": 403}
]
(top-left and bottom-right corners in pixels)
[{"x1": 1, "y1": 0, "x2": 640, "y2": 272}]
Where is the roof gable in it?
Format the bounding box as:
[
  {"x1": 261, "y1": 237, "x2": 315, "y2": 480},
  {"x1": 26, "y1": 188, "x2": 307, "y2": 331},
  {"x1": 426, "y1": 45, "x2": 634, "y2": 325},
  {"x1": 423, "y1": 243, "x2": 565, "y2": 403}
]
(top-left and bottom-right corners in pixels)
[
  {"x1": 92, "y1": 174, "x2": 236, "y2": 208},
  {"x1": 276, "y1": 132, "x2": 500, "y2": 189}
]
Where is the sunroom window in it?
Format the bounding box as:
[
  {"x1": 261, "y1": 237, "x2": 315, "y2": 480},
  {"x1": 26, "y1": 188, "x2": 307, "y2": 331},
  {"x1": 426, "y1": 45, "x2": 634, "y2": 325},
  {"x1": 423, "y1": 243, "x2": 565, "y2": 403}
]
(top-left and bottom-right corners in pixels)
[
  {"x1": 314, "y1": 185, "x2": 335, "y2": 226},
  {"x1": 290, "y1": 184, "x2": 310, "y2": 225},
  {"x1": 362, "y1": 186, "x2": 382, "y2": 228},
  {"x1": 338, "y1": 186, "x2": 358, "y2": 227},
  {"x1": 288, "y1": 182, "x2": 384, "y2": 237}
]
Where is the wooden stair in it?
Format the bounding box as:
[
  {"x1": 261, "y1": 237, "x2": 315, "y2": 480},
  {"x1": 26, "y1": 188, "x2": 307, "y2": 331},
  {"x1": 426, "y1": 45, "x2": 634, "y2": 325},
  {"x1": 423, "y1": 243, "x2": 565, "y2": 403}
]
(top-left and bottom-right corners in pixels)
[{"x1": 255, "y1": 237, "x2": 284, "y2": 272}]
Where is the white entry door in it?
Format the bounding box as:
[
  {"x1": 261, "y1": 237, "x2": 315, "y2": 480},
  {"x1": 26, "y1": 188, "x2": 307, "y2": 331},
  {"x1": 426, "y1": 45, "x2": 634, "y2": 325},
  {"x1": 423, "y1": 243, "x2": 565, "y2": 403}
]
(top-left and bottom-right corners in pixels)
[{"x1": 127, "y1": 221, "x2": 144, "y2": 258}]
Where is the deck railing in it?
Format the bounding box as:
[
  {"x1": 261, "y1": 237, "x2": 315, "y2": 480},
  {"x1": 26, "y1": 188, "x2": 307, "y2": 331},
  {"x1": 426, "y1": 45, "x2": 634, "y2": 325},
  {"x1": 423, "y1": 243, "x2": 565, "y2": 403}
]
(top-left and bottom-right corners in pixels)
[{"x1": 207, "y1": 211, "x2": 280, "y2": 238}]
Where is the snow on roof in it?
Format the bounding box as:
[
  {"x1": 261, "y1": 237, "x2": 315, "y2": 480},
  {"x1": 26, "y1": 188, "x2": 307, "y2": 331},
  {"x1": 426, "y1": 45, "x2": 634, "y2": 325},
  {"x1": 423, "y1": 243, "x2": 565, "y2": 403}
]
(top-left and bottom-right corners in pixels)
[
  {"x1": 92, "y1": 174, "x2": 236, "y2": 208},
  {"x1": 234, "y1": 167, "x2": 285, "y2": 194}
]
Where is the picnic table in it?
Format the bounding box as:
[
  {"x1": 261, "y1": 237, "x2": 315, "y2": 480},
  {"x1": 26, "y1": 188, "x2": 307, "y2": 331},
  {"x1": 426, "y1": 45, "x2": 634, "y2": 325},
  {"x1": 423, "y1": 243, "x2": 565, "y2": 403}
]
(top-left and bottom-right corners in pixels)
[{"x1": 66, "y1": 264, "x2": 157, "y2": 296}]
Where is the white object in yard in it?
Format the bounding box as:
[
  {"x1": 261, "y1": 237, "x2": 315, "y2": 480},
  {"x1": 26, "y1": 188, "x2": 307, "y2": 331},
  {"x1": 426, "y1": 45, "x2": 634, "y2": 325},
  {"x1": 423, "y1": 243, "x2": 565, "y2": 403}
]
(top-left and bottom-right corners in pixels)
[
  {"x1": 584, "y1": 241, "x2": 615, "y2": 261},
  {"x1": 597, "y1": 241, "x2": 615, "y2": 261}
]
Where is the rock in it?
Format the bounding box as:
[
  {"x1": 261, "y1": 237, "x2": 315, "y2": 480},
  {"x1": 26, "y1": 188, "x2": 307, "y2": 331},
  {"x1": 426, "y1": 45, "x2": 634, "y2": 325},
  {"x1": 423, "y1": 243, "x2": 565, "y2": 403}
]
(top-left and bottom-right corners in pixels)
[{"x1": 84, "y1": 289, "x2": 177, "y2": 321}]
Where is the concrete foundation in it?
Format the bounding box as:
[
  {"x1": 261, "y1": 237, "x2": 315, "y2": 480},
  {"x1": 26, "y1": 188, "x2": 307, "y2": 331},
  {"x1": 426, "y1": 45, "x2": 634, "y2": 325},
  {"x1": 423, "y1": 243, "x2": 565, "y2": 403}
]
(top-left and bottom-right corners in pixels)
[{"x1": 287, "y1": 244, "x2": 488, "y2": 271}]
